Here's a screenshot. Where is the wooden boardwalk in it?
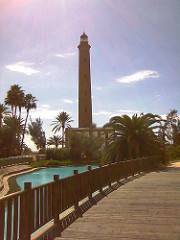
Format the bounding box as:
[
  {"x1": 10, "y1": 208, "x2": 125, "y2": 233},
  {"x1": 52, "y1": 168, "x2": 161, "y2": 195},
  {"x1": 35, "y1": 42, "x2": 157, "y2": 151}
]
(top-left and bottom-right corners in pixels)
[{"x1": 58, "y1": 164, "x2": 180, "y2": 240}]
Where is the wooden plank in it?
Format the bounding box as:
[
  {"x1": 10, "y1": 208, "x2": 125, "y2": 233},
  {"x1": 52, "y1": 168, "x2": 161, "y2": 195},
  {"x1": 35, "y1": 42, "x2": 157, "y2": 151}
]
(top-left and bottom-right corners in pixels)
[
  {"x1": 44, "y1": 186, "x2": 48, "y2": 223},
  {"x1": 13, "y1": 196, "x2": 19, "y2": 240},
  {"x1": 59, "y1": 165, "x2": 180, "y2": 240},
  {"x1": 48, "y1": 183, "x2": 53, "y2": 220},
  {"x1": 7, "y1": 198, "x2": 12, "y2": 240},
  {"x1": 0, "y1": 200, "x2": 5, "y2": 240},
  {"x1": 40, "y1": 187, "x2": 44, "y2": 226},
  {"x1": 19, "y1": 193, "x2": 25, "y2": 239},
  {"x1": 36, "y1": 188, "x2": 40, "y2": 229}
]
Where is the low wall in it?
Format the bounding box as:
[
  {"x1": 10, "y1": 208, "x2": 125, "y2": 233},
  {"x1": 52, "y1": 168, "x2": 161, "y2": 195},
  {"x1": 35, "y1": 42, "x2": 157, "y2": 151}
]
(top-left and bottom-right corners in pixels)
[{"x1": 0, "y1": 154, "x2": 46, "y2": 168}]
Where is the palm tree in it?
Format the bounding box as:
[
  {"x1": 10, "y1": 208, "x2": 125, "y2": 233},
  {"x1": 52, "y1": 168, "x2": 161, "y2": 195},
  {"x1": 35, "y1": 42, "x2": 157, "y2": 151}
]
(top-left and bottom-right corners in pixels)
[
  {"x1": 172, "y1": 119, "x2": 180, "y2": 145},
  {"x1": 21, "y1": 94, "x2": 37, "y2": 152},
  {"x1": 166, "y1": 109, "x2": 179, "y2": 144},
  {"x1": 51, "y1": 111, "x2": 73, "y2": 148},
  {"x1": 47, "y1": 135, "x2": 62, "y2": 148},
  {"x1": 0, "y1": 104, "x2": 10, "y2": 127},
  {"x1": 104, "y1": 113, "x2": 162, "y2": 162},
  {"x1": 5, "y1": 84, "x2": 24, "y2": 117}
]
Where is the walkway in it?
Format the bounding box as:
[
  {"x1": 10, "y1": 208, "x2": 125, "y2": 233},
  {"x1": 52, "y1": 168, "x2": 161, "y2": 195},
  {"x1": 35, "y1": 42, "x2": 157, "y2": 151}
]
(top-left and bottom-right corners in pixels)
[
  {"x1": 58, "y1": 162, "x2": 180, "y2": 240},
  {"x1": 0, "y1": 164, "x2": 32, "y2": 197}
]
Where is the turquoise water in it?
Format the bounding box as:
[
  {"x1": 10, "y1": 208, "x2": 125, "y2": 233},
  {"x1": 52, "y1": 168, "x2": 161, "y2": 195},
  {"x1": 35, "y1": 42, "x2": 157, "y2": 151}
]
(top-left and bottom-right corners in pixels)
[{"x1": 16, "y1": 165, "x2": 97, "y2": 190}]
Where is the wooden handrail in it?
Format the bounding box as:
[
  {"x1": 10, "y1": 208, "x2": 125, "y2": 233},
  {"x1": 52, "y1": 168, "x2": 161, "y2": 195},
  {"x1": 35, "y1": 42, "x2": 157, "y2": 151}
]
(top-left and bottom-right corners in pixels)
[{"x1": 0, "y1": 156, "x2": 161, "y2": 240}]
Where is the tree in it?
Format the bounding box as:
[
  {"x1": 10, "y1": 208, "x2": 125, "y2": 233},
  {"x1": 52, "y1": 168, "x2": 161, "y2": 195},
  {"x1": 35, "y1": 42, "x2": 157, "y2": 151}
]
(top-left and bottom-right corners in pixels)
[
  {"x1": 28, "y1": 118, "x2": 46, "y2": 151},
  {"x1": 166, "y1": 109, "x2": 179, "y2": 144},
  {"x1": 51, "y1": 111, "x2": 73, "y2": 148},
  {"x1": 0, "y1": 116, "x2": 24, "y2": 156},
  {"x1": 47, "y1": 135, "x2": 62, "y2": 148},
  {"x1": 21, "y1": 94, "x2": 37, "y2": 152},
  {"x1": 0, "y1": 104, "x2": 10, "y2": 127},
  {"x1": 104, "y1": 113, "x2": 163, "y2": 162},
  {"x1": 173, "y1": 119, "x2": 180, "y2": 145},
  {"x1": 5, "y1": 84, "x2": 24, "y2": 117},
  {"x1": 69, "y1": 133, "x2": 103, "y2": 162}
]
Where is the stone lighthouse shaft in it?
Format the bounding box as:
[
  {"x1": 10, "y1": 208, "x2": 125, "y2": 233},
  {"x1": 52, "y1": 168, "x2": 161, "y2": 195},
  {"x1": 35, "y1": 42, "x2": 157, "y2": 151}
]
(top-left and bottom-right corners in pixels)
[{"x1": 78, "y1": 33, "x2": 92, "y2": 128}]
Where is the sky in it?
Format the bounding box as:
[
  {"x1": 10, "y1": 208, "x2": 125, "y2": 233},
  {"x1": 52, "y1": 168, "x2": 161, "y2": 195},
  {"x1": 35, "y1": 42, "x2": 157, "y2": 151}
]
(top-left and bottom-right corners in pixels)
[{"x1": 0, "y1": 0, "x2": 180, "y2": 149}]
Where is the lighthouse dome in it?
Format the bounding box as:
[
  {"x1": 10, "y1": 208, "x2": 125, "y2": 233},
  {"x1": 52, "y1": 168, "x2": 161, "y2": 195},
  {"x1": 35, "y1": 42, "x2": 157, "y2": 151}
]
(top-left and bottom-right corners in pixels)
[{"x1": 80, "y1": 32, "x2": 88, "y2": 41}]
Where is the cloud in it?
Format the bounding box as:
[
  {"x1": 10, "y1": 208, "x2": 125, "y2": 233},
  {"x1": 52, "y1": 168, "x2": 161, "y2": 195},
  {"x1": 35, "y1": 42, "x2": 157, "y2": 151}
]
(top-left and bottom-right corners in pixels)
[
  {"x1": 28, "y1": 108, "x2": 60, "y2": 120},
  {"x1": 41, "y1": 104, "x2": 50, "y2": 108},
  {"x1": 95, "y1": 86, "x2": 103, "y2": 91},
  {"x1": 22, "y1": 105, "x2": 70, "y2": 120},
  {"x1": 54, "y1": 52, "x2": 76, "y2": 59},
  {"x1": 93, "y1": 111, "x2": 113, "y2": 116},
  {"x1": 5, "y1": 61, "x2": 40, "y2": 76},
  {"x1": 93, "y1": 109, "x2": 141, "y2": 117},
  {"x1": 29, "y1": 108, "x2": 72, "y2": 120},
  {"x1": 63, "y1": 99, "x2": 74, "y2": 104},
  {"x1": 116, "y1": 70, "x2": 160, "y2": 84},
  {"x1": 118, "y1": 109, "x2": 141, "y2": 114}
]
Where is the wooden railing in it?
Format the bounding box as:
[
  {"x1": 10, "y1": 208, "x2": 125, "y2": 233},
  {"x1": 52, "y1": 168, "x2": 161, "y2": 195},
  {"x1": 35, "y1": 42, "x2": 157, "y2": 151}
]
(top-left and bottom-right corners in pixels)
[{"x1": 0, "y1": 156, "x2": 161, "y2": 240}]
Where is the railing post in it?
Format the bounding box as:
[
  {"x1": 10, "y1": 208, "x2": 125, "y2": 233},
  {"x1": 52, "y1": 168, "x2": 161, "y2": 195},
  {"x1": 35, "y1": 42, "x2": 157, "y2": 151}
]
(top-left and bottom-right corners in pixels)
[
  {"x1": 138, "y1": 158, "x2": 142, "y2": 174},
  {"x1": 108, "y1": 163, "x2": 112, "y2": 188},
  {"x1": 73, "y1": 170, "x2": 79, "y2": 211},
  {"x1": 19, "y1": 182, "x2": 32, "y2": 240},
  {"x1": 53, "y1": 175, "x2": 62, "y2": 237},
  {"x1": 53, "y1": 175, "x2": 59, "y2": 224},
  {"x1": 99, "y1": 168, "x2": 103, "y2": 194},
  {"x1": 88, "y1": 166, "x2": 93, "y2": 200},
  {"x1": 73, "y1": 170, "x2": 83, "y2": 217}
]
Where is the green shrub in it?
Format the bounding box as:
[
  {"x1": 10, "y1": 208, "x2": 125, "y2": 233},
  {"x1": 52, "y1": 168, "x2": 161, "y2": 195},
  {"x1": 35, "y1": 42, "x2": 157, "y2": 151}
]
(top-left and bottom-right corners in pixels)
[
  {"x1": 69, "y1": 133, "x2": 103, "y2": 162},
  {"x1": 46, "y1": 148, "x2": 71, "y2": 161},
  {"x1": 167, "y1": 145, "x2": 180, "y2": 160},
  {"x1": 31, "y1": 159, "x2": 72, "y2": 168}
]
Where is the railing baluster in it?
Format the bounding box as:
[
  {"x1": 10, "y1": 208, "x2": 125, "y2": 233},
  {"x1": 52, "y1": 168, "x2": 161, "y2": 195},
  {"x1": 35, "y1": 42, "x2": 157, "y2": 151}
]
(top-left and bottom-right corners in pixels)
[
  {"x1": 0, "y1": 200, "x2": 5, "y2": 240},
  {"x1": 19, "y1": 182, "x2": 32, "y2": 240},
  {"x1": 40, "y1": 187, "x2": 44, "y2": 226},
  {"x1": 73, "y1": 170, "x2": 79, "y2": 212},
  {"x1": 13, "y1": 196, "x2": 18, "y2": 240},
  {"x1": 44, "y1": 185, "x2": 48, "y2": 223},
  {"x1": 7, "y1": 198, "x2": 12, "y2": 240},
  {"x1": 36, "y1": 188, "x2": 40, "y2": 229},
  {"x1": 53, "y1": 175, "x2": 62, "y2": 237},
  {"x1": 88, "y1": 166, "x2": 93, "y2": 200}
]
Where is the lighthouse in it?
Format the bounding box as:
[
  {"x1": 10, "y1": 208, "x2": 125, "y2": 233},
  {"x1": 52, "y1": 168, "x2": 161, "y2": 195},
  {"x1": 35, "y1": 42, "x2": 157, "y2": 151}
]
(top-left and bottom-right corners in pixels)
[{"x1": 78, "y1": 33, "x2": 92, "y2": 128}]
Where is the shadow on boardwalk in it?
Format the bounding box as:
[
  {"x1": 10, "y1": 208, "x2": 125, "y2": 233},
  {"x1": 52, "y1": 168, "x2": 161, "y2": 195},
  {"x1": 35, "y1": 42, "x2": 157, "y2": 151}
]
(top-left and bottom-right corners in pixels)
[{"x1": 56, "y1": 163, "x2": 180, "y2": 240}]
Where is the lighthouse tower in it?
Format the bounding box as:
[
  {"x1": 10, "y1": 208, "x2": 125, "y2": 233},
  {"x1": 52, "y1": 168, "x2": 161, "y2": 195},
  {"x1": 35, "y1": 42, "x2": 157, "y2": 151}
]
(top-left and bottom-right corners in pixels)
[
  {"x1": 78, "y1": 33, "x2": 92, "y2": 128},
  {"x1": 65, "y1": 33, "x2": 113, "y2": 147}
]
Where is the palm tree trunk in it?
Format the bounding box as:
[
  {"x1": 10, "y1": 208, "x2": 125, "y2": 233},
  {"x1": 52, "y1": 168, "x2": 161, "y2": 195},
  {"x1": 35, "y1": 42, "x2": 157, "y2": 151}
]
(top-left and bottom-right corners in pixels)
[
  {"x1": 14, "y1": 106, "x2": 17, "y2": 117},
  {"x1": 19, "y1": 106, "x2": 22, "y2": 120},
  {"x1": 11, "y1": 105, "x2": 14, "y2": 117},
  {"x1": 0, "y1": 116, "x2": 2, "y2": 128},
  {"x1": 62, "y1": 127, "x2": 65, "y2": 148},
  {"x1": 21, "y1": 109, "x2": 29, "y2": 153}
]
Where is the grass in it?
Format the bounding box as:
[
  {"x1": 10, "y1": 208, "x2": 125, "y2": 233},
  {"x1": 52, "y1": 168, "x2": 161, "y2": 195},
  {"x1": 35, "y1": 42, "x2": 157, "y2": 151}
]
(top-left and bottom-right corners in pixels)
[{"x1": 7, "y1": 175, "x2": 21, "y2": 194}]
